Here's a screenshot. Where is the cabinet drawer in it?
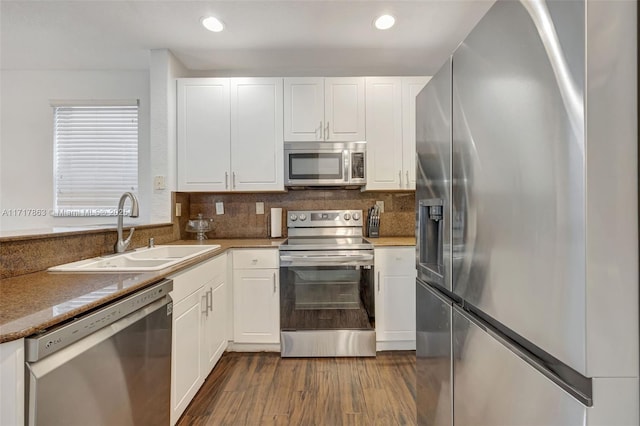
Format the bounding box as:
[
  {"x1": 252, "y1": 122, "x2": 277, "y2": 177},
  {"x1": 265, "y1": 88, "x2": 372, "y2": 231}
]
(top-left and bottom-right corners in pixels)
[
  {"x1": 232, "y1": 249, "x2": 278, "y2": 269},
  {"x1": 170, "y1": 255, "x2": 224, "y2": 303},
  {"x1": 375, "y1": 247, "x2": 416, "y2": 276}
]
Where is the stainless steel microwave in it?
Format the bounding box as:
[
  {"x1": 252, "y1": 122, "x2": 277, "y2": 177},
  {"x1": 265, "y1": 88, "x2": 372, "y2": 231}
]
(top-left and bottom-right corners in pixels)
[{"x1": 284, "y1": 142, "x2": 366, "y2": 187}]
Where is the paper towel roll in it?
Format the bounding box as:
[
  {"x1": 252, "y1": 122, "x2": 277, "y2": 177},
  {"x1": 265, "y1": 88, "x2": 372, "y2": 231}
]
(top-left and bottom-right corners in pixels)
[{"x1": 270, "y1": 208, "x2": 282, "y2": 238}]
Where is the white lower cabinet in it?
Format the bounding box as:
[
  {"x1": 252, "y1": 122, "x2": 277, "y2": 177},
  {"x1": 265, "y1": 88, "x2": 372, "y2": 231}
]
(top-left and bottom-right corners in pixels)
[
  {"x1": 232, "y1": 249, "x2": 280, "y2": 345},
  {"x1": 170, "y1": 253, "x2": 227, "y2": 425},
  {"x1": 374, "y1": 246, "x2": 417, "y2": 350},
  {"x1": 0, "y1": 338, "x2": 24, "y2": 426}
]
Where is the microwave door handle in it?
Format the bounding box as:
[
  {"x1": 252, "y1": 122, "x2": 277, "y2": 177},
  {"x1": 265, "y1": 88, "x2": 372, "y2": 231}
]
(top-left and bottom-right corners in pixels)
[{"x1": 344, "y1": 151, "x2": 349, "y2": 183}]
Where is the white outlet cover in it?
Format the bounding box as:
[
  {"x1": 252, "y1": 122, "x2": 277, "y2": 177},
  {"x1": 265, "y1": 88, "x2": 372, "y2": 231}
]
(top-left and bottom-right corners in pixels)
[
  {"x1": 256, "y1": 202, "x2": 265, "y2": 215},
  {"x1": 215, "y1": 201, "x2": 224, "y2": 215},
  {"x1": 376, "y1": 200, "x2": 385, "y2": 212}
]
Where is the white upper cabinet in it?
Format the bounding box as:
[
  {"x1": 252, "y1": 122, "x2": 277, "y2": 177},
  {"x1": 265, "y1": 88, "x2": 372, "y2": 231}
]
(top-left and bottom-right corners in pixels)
[
  {"x1": 284, "y1": 77, "x2": 324, "y2": 141},
  {"x1": 365, "y1": 77, "x2": 404, "y2": 190},
  {"x1": 177, "y1": 78, "x2": 230, "y2": 191},
  {"x1": 402, "y1": 77, "x2": 431, "y2": 190},
  {"x1": 365, "y1": 76, "x2": 430, "y2": 190},
  {"x1": 284, "y1": 77, "x2": 365, "y2": 142},
  {"x1": 230, "y1": 78, "x2": 284, "y2": 191},
  {"x1": 177, "y1": 77, "x2": 284, "y2": 192}
]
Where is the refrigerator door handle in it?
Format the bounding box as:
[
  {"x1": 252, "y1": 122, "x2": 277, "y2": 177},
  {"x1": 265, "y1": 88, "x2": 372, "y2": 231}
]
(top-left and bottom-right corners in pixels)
[{"x1": 453, "y1": 304, "x2": 593, "y2": 407}]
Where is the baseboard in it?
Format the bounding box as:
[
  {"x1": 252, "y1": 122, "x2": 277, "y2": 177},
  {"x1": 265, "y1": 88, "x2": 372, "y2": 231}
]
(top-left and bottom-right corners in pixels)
[
  {"x1": 226, "y1": 341, "x2": 281, "y2": 352},
  {"x1": 376, "y1": 340, "x2": 416, "y2": 351}
]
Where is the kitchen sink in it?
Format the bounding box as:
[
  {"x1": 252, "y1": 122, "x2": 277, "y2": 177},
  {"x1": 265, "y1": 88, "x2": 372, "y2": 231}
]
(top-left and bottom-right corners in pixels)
[
  {"x1": 126, "y1": 245, "x2": 216, "y2": 260},
  {"x1": 48, "y1": 245, "x2": 221, "y2": 272}
]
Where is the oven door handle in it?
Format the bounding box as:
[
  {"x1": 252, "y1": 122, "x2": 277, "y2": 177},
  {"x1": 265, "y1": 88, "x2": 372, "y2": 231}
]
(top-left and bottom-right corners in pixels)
[{"x1": 280, "y1": 253, "x2": 374, "y2": 265}]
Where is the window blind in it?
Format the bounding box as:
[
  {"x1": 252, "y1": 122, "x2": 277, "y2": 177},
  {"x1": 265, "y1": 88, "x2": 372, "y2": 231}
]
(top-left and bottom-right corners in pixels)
[{"x1": 53, "y1": 104, "x2": 139, "y2": 216}]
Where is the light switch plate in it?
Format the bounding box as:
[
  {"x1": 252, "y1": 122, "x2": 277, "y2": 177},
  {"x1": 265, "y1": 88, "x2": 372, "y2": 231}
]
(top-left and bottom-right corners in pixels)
[
  {"x1": 256, "y1": 202, "x2": 265, "y2": 215},
  {"x1": 376, "y1": 200, "x2": 385, "y2": 213},
  {"x1": 215, "y1": 201, "x2": 224, "y2": 215},
  {"x1": 153, "y1": 175, "x2": 166, "y2": 190}
]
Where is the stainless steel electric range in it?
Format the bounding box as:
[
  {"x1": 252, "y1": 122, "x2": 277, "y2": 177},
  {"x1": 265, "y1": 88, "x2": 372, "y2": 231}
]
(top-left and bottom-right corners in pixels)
[{"x1": 279, "y1": 210, "x2": 376, "y2": 357}]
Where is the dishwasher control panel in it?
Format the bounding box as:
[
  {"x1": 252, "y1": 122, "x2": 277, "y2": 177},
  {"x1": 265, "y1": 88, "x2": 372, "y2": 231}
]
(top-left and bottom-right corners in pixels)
[{"x1": 25, "y1": 279, "x2": 173, "y2": 362}]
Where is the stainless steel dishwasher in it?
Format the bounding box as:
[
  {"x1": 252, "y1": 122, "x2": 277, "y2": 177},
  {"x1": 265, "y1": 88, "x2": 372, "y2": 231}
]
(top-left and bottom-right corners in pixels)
[{"x1": 25, "y1": 279, "x2": 173, "y2": 426}]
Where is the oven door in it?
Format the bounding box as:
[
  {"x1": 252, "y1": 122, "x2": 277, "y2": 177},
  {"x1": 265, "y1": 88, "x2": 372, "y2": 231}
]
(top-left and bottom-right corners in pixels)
[{"x1": 279, "y1": 251, "x2": 375, "y2": 332}]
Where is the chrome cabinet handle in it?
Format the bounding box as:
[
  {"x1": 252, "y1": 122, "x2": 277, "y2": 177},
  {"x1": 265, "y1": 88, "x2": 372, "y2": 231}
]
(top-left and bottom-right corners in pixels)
[
  {"x1": 325, "y1": 122, "x2": 330, "y2": 140},
  {"x1": 202, "y1": 293, "x2": 209, "y2": 316},
  {"x1": 232, "y1": 172, "x2": 236, "y2": 189},
  {"x1": 273, "y1": 272, "x2": 277, "y2": 293},
  {"x1": 225, "y1": 172, "x2": 229, "y2": 189},
  {"x1": 377, "y1": 271, "x2": 381, "y2": 292},
  {"x1": 406, "y1": 170, "x2": 410, "y2": 187},
  {"x1": 399, "y1": 170, "x2": 402, "y2": 186},
  {"x1": 319, "y1": 121, "x2": 323, "y2": 140},
  {"x1": 208, "y1": 287, "x2": 213, "y2": 313}
]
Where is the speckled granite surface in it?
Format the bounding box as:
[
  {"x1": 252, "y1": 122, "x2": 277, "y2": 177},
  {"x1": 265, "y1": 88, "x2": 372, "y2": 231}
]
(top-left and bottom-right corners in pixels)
[
  {"x1": 367, "y1": 237, "x2": 416, "y2": 246},
  {"x1": 183, "y1": 190, "x2": 415, "y2": 239},
  {"x1": 0, "y1": 223, "x2": 179, "y2": 279},
  {"x1": 0, "y1": 235, "x2": 413, "y2": 343},
  {"x1": 0, "y1": 239, "x2": 282, "y2": 343}
]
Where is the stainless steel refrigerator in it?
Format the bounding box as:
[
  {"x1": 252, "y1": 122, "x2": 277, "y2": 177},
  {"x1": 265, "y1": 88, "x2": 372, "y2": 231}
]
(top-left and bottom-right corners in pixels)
[{"x1": 416, "y1": 1, "x2": 638, "y2": 425}]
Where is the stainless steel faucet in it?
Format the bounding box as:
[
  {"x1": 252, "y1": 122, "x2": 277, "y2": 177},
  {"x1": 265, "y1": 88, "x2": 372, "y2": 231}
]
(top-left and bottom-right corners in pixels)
[{"x1": 114, "y1": 192, "x2": 140, "y2": 253}]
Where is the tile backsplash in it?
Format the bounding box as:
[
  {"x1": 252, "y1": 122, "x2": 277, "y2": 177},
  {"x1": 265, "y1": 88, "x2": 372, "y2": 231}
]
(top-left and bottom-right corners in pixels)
[{"x1": 178, "y1": 190, "x2": 415, "y2": 240}]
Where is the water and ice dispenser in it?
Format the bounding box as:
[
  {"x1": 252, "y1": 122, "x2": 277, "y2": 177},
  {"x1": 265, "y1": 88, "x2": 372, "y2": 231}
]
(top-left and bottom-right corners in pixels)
[{"x1": 418, "y1": 199, "x2": 444, "y2": 286}]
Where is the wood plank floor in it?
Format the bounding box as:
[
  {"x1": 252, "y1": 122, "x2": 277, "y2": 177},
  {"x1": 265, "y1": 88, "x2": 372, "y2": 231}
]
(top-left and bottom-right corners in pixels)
[{"x1": 177, "y1": 351, "x2": 417, "y2": 426}]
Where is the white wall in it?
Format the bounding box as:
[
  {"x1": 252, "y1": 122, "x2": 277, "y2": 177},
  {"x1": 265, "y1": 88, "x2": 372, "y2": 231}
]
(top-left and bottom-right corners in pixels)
[
  {"x1": 0, "y1": 69, "x2": 150, "y2": 231},
  {"x1": 149, "y1": 49, "x2": 189, "y2": 224}
]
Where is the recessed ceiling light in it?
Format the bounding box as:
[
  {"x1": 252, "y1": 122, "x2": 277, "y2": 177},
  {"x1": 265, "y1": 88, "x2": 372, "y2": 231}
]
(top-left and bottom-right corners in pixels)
[
  {"x1": 202, "y1": 16, "x2": 224, "y2": 32},
  {"x1": 374, "y1": 14, "x2": 395, "y2": 30}
]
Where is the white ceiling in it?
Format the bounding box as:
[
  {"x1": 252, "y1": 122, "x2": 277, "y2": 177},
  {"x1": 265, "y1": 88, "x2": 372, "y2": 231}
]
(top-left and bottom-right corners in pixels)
[{"x1": 1, "y1": 0, "x2": 494, "y2": 75}]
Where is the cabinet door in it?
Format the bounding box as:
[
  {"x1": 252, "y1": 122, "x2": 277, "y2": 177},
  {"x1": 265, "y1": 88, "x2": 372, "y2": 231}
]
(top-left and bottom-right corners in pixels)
[
  {"x1": 233, "y1": 268, "x2": 280, "y2": 343},
  {"x1": 402, "y1": 77, "x2": 431, "y2": 190},
  {"x1": 284, "y1": 77, "x2": 324, "y2": 141},
  {"x1": 201, "y1": 279, "x2": 227, "y2": 375},
  {"x1": 375, "y1": 247, "x2": 417, "y2": 343},
  {"x1": 324, "y1": 77, "x2": 366, "y2": 141},
  {"x1": 177, "y1": 78, "x2": 230, "y2": 191},
  {"x1": 230, "y1": 78, "x2": 284, "y2": 191},
  {"x1": 200, "y1": 254, "x2": 227, "y2": 375},
  {"x1": 171, "y1": 288, "x2": 205, "y2": 425},
  {"x1": 365, "y1": 77, "x2": 403, "y2": 190}
]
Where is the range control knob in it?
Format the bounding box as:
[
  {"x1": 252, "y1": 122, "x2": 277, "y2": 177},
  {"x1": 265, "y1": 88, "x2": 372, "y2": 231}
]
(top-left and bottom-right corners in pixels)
[
  {"x1": 343, "y1": 213, "x2": 351, "y2": 220},
  {"x1": 352, "y1": 212, "x2": 361, "y2": 221},
  {"x1": 299, "y1": 214, "x2": 307, "y2": 221},
  {"x1": 289, "y1": 214, "x2": 298, "y2": 221}
]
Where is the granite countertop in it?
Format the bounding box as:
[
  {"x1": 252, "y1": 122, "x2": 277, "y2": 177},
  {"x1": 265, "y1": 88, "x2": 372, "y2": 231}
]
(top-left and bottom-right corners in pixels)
[
  {"x1": 367, "y1": 237, "x2": 415, "y2": 247},
  {"x1": 0, "y1": 239, "x2": 282, "y2": 343},
  {"x1": 0, "y1": 236, "x2": 412, "y2": 344}
]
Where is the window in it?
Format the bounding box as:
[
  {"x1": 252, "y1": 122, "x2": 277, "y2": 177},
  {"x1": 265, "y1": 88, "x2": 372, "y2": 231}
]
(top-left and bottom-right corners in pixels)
[{"x1": 53, "y1": 101, "x2": 138, "y2": 216}]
